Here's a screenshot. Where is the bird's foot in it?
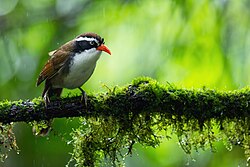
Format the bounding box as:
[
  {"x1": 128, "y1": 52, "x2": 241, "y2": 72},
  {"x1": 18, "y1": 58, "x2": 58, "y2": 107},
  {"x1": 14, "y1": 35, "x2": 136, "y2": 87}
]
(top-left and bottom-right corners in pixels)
[
  {"x1": 43, "y1": 95, "x2": 50, "y2": 108},
  {"x1": 78, "y1": 87, "x2": 88, "y2": 108}
]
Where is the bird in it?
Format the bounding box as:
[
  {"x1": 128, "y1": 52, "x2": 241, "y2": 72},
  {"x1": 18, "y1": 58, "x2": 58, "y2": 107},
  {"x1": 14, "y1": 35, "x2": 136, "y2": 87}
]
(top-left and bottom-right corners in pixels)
[
  {"x1": 36, "y1": 32, "x2": 111, "y2": 105},
  {"x1": 35, "y1": 32, "x2": 111, "y2": 136}
]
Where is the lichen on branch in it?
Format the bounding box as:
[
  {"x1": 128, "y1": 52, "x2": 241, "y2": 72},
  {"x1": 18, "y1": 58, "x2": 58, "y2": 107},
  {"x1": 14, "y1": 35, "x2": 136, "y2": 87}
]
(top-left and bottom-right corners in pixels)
[{"x1": 0, "y1": 77, "x2": 249, "y2": 166}]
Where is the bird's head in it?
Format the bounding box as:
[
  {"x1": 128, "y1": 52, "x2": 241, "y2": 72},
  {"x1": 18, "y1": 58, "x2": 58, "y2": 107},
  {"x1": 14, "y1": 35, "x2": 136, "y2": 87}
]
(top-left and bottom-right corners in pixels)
[{"x1": 74, "y1": 32, "x2": 111, "y2": 55}]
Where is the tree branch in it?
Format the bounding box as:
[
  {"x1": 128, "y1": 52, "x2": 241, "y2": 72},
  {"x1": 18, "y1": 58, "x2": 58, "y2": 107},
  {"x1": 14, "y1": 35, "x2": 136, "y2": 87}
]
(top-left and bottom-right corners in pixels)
[
  {"x1": 0, "y1": 77, "x2": 250, "y2": 166},
  {"x1": 0, "y1": 77, "x2": 249, "y2": 124}
]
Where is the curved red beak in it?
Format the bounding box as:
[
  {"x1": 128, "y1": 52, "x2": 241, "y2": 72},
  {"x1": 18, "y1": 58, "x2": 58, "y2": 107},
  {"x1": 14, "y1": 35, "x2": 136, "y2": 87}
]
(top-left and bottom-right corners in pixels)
[{"x1": 97, "y1": 44, "x2": 111, "y2": 55}]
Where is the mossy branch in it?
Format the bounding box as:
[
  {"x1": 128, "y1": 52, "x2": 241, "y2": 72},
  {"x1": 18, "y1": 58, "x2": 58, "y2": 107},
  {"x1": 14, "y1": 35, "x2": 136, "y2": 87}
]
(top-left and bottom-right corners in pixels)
[
  {"x1": 0, "y1": 77, "x2": 249, "y2": 166},
  {"x1": 0, "y1": 78, "x2": 249, "y2": 124}
]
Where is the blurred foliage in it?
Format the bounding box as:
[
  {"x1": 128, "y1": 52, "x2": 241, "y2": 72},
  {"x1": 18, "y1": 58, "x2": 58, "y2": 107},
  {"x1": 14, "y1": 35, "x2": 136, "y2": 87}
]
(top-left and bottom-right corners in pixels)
[{"x1": 0, "y1": 0, "x2": 250, "y2": 166}]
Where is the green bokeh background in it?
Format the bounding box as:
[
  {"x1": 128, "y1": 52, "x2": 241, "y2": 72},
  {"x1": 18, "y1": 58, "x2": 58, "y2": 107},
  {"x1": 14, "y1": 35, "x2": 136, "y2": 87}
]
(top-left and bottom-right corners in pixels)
[{"x1": 0, "y1": 0, "x2": 249, "y2": 166}]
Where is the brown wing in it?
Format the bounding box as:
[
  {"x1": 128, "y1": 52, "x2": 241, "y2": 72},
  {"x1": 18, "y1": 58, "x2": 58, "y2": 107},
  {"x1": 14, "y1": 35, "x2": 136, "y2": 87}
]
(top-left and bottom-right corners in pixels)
[
  {"x1": 48, "y1": 50, "x2": 57, "y2": 56},
  {"x1": 36, "y1": 50, "x2": 70, "y2": 86}
]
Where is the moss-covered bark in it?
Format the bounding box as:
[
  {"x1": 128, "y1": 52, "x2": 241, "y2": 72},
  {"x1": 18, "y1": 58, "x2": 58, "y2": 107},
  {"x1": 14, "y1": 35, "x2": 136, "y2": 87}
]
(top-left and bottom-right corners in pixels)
[
  {"x1": 0, "y1": 77, "x2": 249, "y2": 166},
  {"x1": 0, "y1": 77, "x2": 249, "y2": 123}
]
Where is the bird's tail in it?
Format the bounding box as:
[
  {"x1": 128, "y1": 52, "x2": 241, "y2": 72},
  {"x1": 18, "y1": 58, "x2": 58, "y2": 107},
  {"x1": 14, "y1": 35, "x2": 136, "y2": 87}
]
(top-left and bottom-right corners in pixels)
[
  {"x1": 34, "y1": 80, "x2": 62, "y2": 136},
  {"x1": 32, "y1": 119, "x2": 53, "y2": 136}
]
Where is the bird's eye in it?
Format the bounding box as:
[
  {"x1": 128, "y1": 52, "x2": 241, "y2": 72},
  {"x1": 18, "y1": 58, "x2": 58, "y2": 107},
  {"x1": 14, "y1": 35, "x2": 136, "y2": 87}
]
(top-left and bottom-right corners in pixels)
[{"x1": 90, "y1": 41, "x2": 95, "y2": 46}]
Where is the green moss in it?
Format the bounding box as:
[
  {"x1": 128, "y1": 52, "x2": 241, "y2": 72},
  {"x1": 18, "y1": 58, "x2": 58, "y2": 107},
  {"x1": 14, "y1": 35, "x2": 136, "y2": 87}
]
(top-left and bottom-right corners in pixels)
[
  {"x1": 0, "y1": 123, "x2": 18, "y2": 162},
  {"x1": 68, "y1": 77, "x2": 250, "y2": 166},
  {"x1": 0, "y1": 77, "x2": 249, "y2": 166}
]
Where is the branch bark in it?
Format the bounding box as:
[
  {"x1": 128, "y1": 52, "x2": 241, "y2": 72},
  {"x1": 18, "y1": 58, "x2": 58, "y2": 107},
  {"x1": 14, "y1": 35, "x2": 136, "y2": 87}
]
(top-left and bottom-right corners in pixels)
[
  {"x1": 1, "y1": 78, "x2": 250, "y2": 166},
  {"x1": 0, "y1": 78, "x2": 249, "y2": 124}
]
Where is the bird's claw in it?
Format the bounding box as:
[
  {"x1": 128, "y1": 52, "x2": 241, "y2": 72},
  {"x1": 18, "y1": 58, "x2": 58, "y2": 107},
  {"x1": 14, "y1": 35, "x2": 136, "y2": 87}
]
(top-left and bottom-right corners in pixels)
[
  {"x1": 79, "y1": 87, "x2": 88, "y2": 108},
  {"x1": 81, "y1": 92, "x2": 88, "y2": 108}
]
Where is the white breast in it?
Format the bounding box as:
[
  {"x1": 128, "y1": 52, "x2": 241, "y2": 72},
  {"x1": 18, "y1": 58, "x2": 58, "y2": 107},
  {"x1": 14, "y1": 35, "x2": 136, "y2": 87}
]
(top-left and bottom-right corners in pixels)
[{"x1": 62, "y1": 49, "x2": 101, "y2": 89}]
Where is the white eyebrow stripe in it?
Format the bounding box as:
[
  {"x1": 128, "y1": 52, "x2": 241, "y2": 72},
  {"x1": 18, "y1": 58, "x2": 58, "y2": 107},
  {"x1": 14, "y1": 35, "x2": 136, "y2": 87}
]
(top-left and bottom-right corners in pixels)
[{"x1": 75, "y1": 37, "x2": 98, "y2": 43}]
